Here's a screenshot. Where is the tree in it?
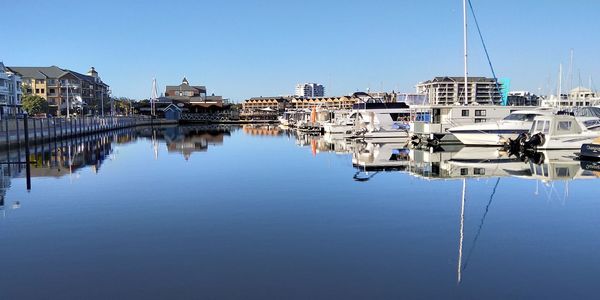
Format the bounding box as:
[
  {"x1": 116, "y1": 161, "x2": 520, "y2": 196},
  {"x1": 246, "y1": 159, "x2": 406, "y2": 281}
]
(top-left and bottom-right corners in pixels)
[{"x1": 22, "y1": 95, "x2": 49, "y2": 115}]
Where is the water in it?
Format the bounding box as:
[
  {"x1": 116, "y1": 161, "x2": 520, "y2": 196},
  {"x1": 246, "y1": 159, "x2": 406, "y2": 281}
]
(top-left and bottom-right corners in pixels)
[{"x1": 1, "y1": 125, "x2": 600, "y2": 299}]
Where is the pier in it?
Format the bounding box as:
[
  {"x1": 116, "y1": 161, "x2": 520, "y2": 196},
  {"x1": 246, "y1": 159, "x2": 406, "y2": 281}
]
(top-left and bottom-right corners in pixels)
[{"x1": 0, "y1": 116, "x2": 177, "y2": 150}]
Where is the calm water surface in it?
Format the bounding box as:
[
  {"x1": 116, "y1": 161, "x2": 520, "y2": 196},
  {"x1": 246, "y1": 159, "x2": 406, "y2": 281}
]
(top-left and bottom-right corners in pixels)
[{"x1": 1, "y1": 125, "x2": 600, "y2": 299}]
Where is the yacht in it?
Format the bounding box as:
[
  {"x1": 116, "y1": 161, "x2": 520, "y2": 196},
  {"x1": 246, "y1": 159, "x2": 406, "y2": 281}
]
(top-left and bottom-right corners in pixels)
[
  {"x1": 448, "y1": 109, "x2": 554, "y2": 146},
  {"x1": 349, "y1": 101, "x2": 411, "y2": 142}
]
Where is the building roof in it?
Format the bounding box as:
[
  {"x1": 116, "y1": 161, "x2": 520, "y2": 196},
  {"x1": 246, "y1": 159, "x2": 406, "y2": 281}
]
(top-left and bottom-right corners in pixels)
[
  {"x1": 419, "y1": 76, "x2": 498, "y2": 84},
  {"x1": 7, "y1": 66, "x2": 108, "y2": 86},
  {"x1": 8, "y1": 66, "x2": 67, "y2": 79},
  {"x1": 166, "y1": 77, "x2": 206, "y2": 92}
]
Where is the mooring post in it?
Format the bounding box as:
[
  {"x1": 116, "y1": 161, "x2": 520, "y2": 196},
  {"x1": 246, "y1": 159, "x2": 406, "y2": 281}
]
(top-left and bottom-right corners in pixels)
[{"x1": 24, "y1": 114, "x2": 31, "y2": 190}]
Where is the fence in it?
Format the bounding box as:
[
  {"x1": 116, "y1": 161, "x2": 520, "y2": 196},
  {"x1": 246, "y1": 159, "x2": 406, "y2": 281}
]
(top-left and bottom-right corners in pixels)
[{"x1": 0, "y1": 116, "x2": 177, "y2": 150}]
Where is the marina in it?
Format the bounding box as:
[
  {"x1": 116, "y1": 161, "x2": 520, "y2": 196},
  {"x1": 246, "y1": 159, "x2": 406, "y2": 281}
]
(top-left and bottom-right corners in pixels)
[
  {"x1": 2, "y1": 0, "x2": 600, "y2": 298},
  {"x1": 1, "y1": 125, "x2": 600, "y2": 298}
]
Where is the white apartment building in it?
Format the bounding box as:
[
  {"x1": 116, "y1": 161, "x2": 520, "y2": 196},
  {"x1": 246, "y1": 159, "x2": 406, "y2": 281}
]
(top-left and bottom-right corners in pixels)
[
  {"x1": 295, "y1": 83, "x2": 325, "y2": 98},
  {"x1": 416, "y1": 76, "x2": 503, "y2": 105},
  {"x1": 0, "y1": 62, "x2": 22, "y2": 118}
]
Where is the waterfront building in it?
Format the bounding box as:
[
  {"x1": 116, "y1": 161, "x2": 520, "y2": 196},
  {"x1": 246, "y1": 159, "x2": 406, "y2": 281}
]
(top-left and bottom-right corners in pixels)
[
  {"x1": 242, "y1": 96, "x2": 291, "y2": 112},
  {"x1": 164, "y1": 77, "x2": 225, "y2": 113},
  {"x1": 295, "y1": 83, "x2": 325, "y2": 98},
  {"x1": 540, "y1": 87, "x2": 600, "y2": 107},
  {"x1": 416, "y1": 76, "x2": 503, "y2": 105},
  {"x1": 7, "y1": 66, "x2": 109, "y2": 115},
  {"x1": 0, "y1": 62, "x2": 22, "y2": 118},
  {"x1": 291, "y1": 96, "x2": 356, "y2": 109}
]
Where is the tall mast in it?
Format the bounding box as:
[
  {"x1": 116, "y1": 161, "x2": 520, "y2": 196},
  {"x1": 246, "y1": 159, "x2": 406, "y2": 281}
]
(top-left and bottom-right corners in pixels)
[
  {"x1": 558, "y1": 64, "x2": 562, "y2": 108},
  {"x1": 457, "y1": 178, "x2": 466, "y2": 284},
  {"x1": 151, "y1": 78, "x2": 158, "y2": 117},
  {"x1": 463, "y1": 0, "x2": 469, "y2": 105}
]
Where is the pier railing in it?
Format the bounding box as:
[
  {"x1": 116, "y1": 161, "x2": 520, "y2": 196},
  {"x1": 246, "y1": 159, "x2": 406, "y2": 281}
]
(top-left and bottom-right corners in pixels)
[{"x1": 0, "y1": 116, "x2": 176, "y2": 150}]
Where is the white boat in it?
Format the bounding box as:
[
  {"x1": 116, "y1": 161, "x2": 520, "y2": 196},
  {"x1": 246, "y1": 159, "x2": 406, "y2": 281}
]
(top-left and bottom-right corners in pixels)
[
  {"x1": 409, "y1": 104, "x2": 535, "y2": 146},
  {"x1": 448, "y1": 109, "x2": 555, "y2": 146},
  {"x1": 322, "y1": 111, "x2": 356, "y2": 134},
  {"x1": 350, "y1": 101, "x2": 411, "y2": 141},
  {"x1": 515, "y1": 114, "x2": 600, "y2": 150},
  {"x1": 352, "y1": 142, "x2": 411, "y2": 171}
]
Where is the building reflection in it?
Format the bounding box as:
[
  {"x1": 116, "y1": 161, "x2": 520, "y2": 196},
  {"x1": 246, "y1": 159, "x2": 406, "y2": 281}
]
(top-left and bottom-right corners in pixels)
[
  {"x1": 242, "y1": 124, "x2": 282, "y2": 136},
  {"x1": 0, "y1": 129, "x2": 139, "y2": 205},
  {"x1": 143, "y1": 125, "x2": 233, "y2": 160}
]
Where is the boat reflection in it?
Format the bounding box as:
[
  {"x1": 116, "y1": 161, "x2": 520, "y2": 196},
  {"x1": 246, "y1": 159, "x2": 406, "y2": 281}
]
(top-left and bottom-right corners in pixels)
[{"x1": 290, "y1": 133, "x2": 600, "y2": 183}]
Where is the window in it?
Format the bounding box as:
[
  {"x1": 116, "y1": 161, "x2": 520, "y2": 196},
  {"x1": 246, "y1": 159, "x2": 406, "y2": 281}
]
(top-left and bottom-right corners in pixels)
[
  {"x1": 49, "y1": 88, "x2": 55, "y2": 94},
  {"x1": 461, "y1": 110, "x2": 469, "y2": 116},
  {"x1": 474, "y1": 168, "x2": 485, "y2": 175},
  {"x1": 475, "y1": 118, "x2": 486, "y2": 123},
  {"x1": 534, "y1": 121, "x2": 544, "y2": 132},
  {"x1": 543, "y1": 121, "x2": 550, "y2": 134},
  {"x1": 41, "y1": 89, "x2": 45, "y2": 94},
  {"x1": 460, "y1": 168, "x2": 468, "y2": 175},
  {"x1": 35, "y1": 89, "x2": 40, "y2": 93},
  {"x1": 557, "y1": 121, "x2": 572, "y2": 131},
  {"x1": 556, "y1": 167, "x2": 570, "y2": 177},
  {"x1": 475, "y1": 110, "x2": 487, "y2": 116},
  {"x1": 35, "y1": 79, "x2": 44, "y2": 84}
]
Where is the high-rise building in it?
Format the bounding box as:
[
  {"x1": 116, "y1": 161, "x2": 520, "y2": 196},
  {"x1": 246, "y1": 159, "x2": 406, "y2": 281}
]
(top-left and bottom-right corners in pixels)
[
  {"x1": 0, "y1": 62, "x2": 22, "y2": 118},
  {"x1": 295, "y1": 83, "x2": 325, "y2": 98}
]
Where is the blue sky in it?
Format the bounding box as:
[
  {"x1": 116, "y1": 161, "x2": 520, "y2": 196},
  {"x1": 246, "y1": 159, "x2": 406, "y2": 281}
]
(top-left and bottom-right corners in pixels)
[{"x1": 2, "y1": 0, "x2": 599, "y2": 102}]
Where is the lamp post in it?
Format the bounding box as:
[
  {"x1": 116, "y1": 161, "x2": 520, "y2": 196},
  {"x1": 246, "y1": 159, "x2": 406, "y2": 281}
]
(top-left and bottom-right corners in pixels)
[{"x1": 108, "y1": 89, "x2": 113, "y2": 116}]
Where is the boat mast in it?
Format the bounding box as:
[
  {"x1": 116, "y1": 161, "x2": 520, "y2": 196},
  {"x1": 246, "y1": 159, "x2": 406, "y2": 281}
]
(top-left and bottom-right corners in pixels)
[
  {"x1": 463, "y1": 0, "x2": 469, "y2": 105},
  {"x1": 151, "y1": 78, "x2": 158, "y2": 117},
  {"x1": 558, "y1": 64, "x2": 562, "y2": 108},
  {"x1": 457, "y1": 178, "x2": 466, "y2": 284}
]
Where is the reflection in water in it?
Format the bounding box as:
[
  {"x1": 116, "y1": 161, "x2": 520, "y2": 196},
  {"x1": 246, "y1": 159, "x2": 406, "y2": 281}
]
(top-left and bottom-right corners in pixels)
[
  {"x1": 1, "y1": 126, "x2": 600, "y2": 297},
  {"x1": 0, "y1": 125, "x2": 240, "y2": 200},
  {"x1": 287, "y1": 133, "x2": 600, "y2": 285},
  {"x1": 242, "y1": 124, "x2": 282, "y2": 136},
  {"x1": 155, "y1": 125, "x2": 233, "y2": 160}
]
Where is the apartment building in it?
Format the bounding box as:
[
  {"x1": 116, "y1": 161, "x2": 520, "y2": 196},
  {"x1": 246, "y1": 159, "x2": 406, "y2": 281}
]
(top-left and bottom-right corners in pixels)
[
  {"x1": 0, "y1": 62, "x2": 22, "y2": 118},
  {"x1": 416, "y1": 76, "x2": 503, "y2": 105},
  {"x1": 8, "y1": 66, "x2": 109, "y2": 115},
  {"x1": 295, "y1": 83, "x2": 325, "y2": 98}
]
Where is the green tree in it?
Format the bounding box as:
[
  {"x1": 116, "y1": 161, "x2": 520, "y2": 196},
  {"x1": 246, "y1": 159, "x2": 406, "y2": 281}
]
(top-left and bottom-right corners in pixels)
[{"x1": 22, "y1": 95, "x2": 49, "y2": 115}]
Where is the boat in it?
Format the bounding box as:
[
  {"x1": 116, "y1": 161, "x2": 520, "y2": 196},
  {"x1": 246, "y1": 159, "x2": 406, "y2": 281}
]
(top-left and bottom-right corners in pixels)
[
  {"x1": 446, "y1": 108, "x2": 555, "y2": 146},
  {"x1": 322, "y1": 111, "x2": 356, "y2": 134},
  {"x1": 506, "y1": 114, "x2": 600, "y2": 150},
  {"x1": 349, "y1": 99, "x2": 411, "y2": 142}
]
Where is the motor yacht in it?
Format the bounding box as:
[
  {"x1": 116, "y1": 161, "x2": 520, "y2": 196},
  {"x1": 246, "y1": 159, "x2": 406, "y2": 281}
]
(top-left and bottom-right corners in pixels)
[{"x1": 448, "y1": 109, "x2": 554, "y2": 146}]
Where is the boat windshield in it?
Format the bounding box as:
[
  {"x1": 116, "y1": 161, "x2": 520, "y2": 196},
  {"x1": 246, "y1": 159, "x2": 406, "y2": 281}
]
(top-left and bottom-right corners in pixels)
[{"x1": 503, "y1": 113, "x2": 539, "y2": 121}]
